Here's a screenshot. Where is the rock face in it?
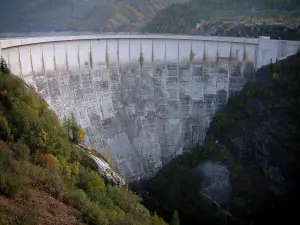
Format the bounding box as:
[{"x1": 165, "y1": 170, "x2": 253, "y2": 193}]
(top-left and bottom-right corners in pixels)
[
  {"x1": 197, "y1": 161, "x2": 231, "y2": 207},
  {"x1": 1, "y1": 35, "x2": 300, "y2": 180},
  {"x1": 197, "y1": 20, "x2": 300, "y2": 40}
]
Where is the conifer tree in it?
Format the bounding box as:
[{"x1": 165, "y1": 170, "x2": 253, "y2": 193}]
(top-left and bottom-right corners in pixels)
[{"x1": 170, "y1": 210, "x2": 180, "y2": 225}]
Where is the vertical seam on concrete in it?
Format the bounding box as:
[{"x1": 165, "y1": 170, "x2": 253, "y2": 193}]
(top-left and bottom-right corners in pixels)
[
  {"x1": 106, "y1": 40, "x2": 114, "y2": 116},
  {"x1": 177, "y1": 39, "x2": 179, "y2": 81},
  {"x1": 7, "y1": 51, "x2": 11, "y2": 72},
  {"x1": 30, "y1": 45, "x2": 34, "y2": 75},
  {"x1": 77, "y1": 42, "x2": 81, "y2": 71},
  {"x1": 89, "y1": 40, "x2": 93, "y2": 71},
  {"x1": 164, "y1": 38, "x2": 166, "y2": 67},
  {"x1": 45, "y1": 45, "x2": 52, "y2": 106},
  {"x1": 227, "y1": 42, "x2": 232, "y2": 102},
  {"x1": 89, "y1": 40, "x2": 98, "y2": 118},
  {"x1": 255, "y1": 39, "x2": 260, "y2": 71},
  {"x1": 151, "y1": 39, "x2": 154, "y2": 64},
  {"x1": 129, "y1": 38, "x2": 131, "y2": 68},
  {"x1": 41, "y1": 44, "x2": 45, "y2": 73},
  {"x1": 18, "y1": 46, "x2": 23, "y2": 80},
  {"x1": 65, "y1": 42, "x2": 68, "y2": 71},
  {"x1": 117, "y1": 39, "x2": 120, "y2": 80},
  {"x1": 241, "y1": 44, "x2": 245, "y2": 80},
  {"x1": 53, "y1": 42, "x2": 62, "y2": 100},
  {"x1": 216, "y1": 41, "x2": 219, "y2": 115},
  {"x1": 53, "y1": 42, "x2": 57, "y2": 72}
]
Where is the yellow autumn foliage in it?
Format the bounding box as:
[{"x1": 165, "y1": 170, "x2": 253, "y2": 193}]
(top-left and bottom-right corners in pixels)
[
  {"x1": 41, "y1": 129, "x2": 48, "y2": 144},
  {"x1": 0, "y1": 90, "x2": 8, "y2": 95},
  {"x1": 77, "y1": 127, "x2": 85, "y2": 142}
]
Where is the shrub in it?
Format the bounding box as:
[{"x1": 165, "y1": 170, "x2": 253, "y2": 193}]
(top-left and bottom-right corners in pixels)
[
  {"x1": 12, "y1": 141, "x2": 30, "y2": 161},
  {"x1": 72, "y1": 149, "x2": 97, "y2": 171},
  {"x1": 65, "y1": 188, "x2": 108, "y2": 225},
  {"x1": 0, "y1": 212, "x2": 15, "y2": 225},
  {"x1": 0, "y1": 114, "x2": 11, "y2": 140},
  {"x1": 57, "y1": 156, "x2": 72, "y2": 178},
  {"x1": 77, "y1": 167, "x2": 105, "y2": 193},
  {"x1": 0, "y1": 58, "x2": 10, "y2": 74},
  {"x1": 81, "y1": 201, "x2": 108, "y2": 225},
  {"x1": 70, "y1": 161, "x2": 80, "y2": 176},
  {"x1": 22, "y1": 161, "x2": 47, "y2": 186},
  {"x1": 64, "y1": 188, "x2": 88, "y2": 207},
  {"x1": 272, "y1": 72, "x2": 280, "y2": 80},
  {"x1": 0, "y1": 172, "x2": 28, "y2": 197},
  {"x1": 42, "y1": 171, "x2": 65, "y2": 199},
  {"x1": 0, "y1": 146, "x2": 13, "y2": 170},
  {"x1": 153, "y1": 213, "x2": 166, "y2": 225},
  {"x1": 39, "y1": 153, "x2": 53, "y2": 167},
  {"x1": 170, "y1": 210, "x2": 180, "y2": 225}
]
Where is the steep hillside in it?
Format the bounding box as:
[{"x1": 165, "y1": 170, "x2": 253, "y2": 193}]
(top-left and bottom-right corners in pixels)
[
  {"x1": 196, "y1": 20, "x2": 300, "y2": 40},
  {"x1": 134, "y1": 53, "x2": 300, "y2": 225},
  {"x1": 0, "y1": 0, "x2": 185, "y2": 33},
  {"x1": 0, "y1": 60, "x2": 167, "y2": 225},
  {"x1": 145, "y1": 0, "x2": 300, "y2": 34}
]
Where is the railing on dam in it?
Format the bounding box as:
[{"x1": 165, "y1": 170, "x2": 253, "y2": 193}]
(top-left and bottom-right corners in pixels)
[{"x1": 0, "y1": 35, "x2": 299, "y2": 181}]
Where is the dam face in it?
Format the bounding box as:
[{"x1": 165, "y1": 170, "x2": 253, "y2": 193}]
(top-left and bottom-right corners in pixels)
[{"x1": 1, "y1": 34, "x2": 300, "y2": 181}]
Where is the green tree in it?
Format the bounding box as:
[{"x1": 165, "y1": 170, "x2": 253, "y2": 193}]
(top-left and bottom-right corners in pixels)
[
  {"x1": 77, "y1": 167, "x2": 105, "y2": 193},
  {"x1": 0, "y1": 58, "x2": 9, "y2": 74},
  {"x1": 12, "y1": 141, "x2": 30, "y2": 161},
  {"x1": 170, "y1": 210, "x2": 180, "y2": 225},
  {"x1": 153, "y1": 213, "x2": 166, "y2": 225},
  {"x1": 71, "y1": 113, "x2": 79, "y2": 143},
  {"x1": 63, "y1": 113, "x2": 85, "y2": 144},
  {"x1": 77, "y1": 126, "x2": 85, "y2": 142},
  {"x1": 0, "y1": 114, "x2": 11, "y2": 140}
]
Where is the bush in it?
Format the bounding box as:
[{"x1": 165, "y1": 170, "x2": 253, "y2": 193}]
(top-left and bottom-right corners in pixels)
[
  {"x1": 170, "y1": 210, "x2": 180, "y2": 225},
  {"x1": 87, "y1": 186, "x2": 114, "y2": 209},
  {"x1": 77, "y1": 167, "x2": 105, "y2": 193},
  {"x1": 72, "y1": 149, "x2": 97, "y2": 171},
  {"x1": 0, "y1": 172, "x2": 28, "y2": 197},
  {"x1": 64, "y1": 188, "x2": 88, "y2": 207},
  {"x1": 0, "y1": 58, "x2": 10, "y2": 74},
  {"x1": 12, "y1": 141, "x2": 30, "y2": 161},
  {"x1": 42, "y1": 171, "x2": 65, "y2": 199},
  {"x1": 65, "y1": 188, "x2": 108, "y2": 225},
  {"x1": 0, "y1": 114, "x2": 11, "y2": 140},
  {"x1": 0, "y1": 146, "x2": 13, "y2": 170},
  {"x1": 81, "y1": 201, "x2": 108, "y2": 225},
  {"x1": 0, "y1": 212, "x2": 15, "y2": 225}
]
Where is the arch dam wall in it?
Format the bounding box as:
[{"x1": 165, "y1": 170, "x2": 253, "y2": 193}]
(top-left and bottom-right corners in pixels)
[{"x1": 1, "y1": 34, "x2": 300, "y2": 181}]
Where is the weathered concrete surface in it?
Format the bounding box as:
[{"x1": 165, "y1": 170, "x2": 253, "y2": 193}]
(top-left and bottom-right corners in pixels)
[{"x1": 1, "y1": 34, "x2": 299, "y2": 181}]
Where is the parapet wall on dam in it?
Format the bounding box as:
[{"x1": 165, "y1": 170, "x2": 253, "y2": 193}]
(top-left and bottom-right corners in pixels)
[{"x1": 1, "y1": 34, "x2": 300, "y2": 181}]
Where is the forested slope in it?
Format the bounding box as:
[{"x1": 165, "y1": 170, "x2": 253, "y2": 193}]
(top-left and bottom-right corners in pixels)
[
  {"x1": 138, "y1": 53, "x2": 300, "y2": 225},
  {"x1": 0, "y1": 0, "x2": 186, "y2": 33},
  {"x1": 0, "y1": 61, "x2": 167, "y2": 225},
  {"x1": 145, "y1": 0, "x2": 300, "y2": 34}
]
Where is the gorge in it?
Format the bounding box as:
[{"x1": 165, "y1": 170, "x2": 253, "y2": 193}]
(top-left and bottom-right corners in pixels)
[{"x1": 1, "y1": 34, "x2": 300, "y2": 181}]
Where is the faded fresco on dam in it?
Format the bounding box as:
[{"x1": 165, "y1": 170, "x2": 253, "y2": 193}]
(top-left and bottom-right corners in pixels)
[{"x1": 2, "y1": 36, "x2": 299, "y2": 181}]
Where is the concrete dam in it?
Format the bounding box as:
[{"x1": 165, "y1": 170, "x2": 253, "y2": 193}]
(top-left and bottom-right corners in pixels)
[{"x1": 1, "y1": 34, "x2": 300, "y2": 181}]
